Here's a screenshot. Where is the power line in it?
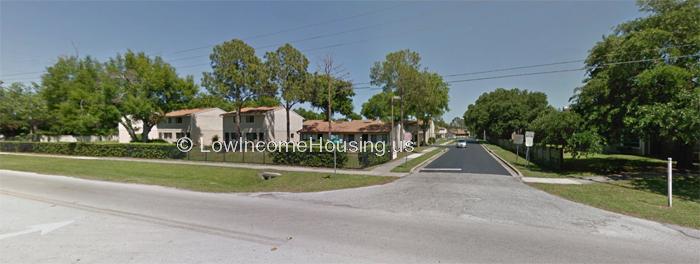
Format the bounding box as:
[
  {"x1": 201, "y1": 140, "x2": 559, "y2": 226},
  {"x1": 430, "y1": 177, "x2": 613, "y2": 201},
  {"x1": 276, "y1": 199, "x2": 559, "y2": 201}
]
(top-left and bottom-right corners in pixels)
[{"x1": 169, "y1": 3, "x2": 406, "y2": 55}]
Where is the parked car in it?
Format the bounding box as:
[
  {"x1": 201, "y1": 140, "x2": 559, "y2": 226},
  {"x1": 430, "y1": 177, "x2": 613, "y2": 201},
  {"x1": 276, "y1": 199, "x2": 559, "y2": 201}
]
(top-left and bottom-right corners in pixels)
[{"x1": 456, "y1": 139, "x2": 467, "y2": 148}]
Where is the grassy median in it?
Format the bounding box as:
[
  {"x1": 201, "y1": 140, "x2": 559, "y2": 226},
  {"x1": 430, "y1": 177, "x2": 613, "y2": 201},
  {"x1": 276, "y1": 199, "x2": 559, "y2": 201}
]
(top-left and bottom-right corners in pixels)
[
  {"x1": 0, "y1": 154, "x2": 397, "y2": 193},
  {"x1": 391, "y1": 147, "x2": 445, "y2": 172},
  {"x1": 484, "y1": 143, "x2": 700, "y2": 229}
]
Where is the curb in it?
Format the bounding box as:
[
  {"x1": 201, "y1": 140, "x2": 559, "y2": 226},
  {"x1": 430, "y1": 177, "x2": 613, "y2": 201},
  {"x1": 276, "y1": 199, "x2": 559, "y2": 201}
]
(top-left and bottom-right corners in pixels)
[{"x1": 480, "y1": 144, "x2": 523, "y2": 178}]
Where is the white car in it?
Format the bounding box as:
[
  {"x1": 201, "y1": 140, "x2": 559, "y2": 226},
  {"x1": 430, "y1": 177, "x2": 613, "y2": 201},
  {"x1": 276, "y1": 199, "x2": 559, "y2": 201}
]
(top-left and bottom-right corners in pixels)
[{"x1": 456, "y1": 139, "x2": 467, "y2": 148}]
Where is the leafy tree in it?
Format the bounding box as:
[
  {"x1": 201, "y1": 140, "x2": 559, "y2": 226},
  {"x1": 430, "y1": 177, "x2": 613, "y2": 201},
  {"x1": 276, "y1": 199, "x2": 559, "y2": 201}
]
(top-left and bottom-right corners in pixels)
[
  {"x1": 370, "y1": 49, "x2": 423, "y2": 125},
  {"x1": 463, "y1": 88, "x2": 550, "y2": 140},
  {"x1": 309, "y1": 73, "x2": 356, "y2": 120},
  {"x1": 0, "y1": 82, "x2": 49, "y2": 139},
  {"x1": 530, "y1": 109, "x2": 603, "y2": 158},
  {"x1": 570, "y1": 0, "x2": 700, "y2": 169},
  {"x1": 40, "y1": 56, "x2": 119, "y2": 136},
  {"x1": 361, "y1": 91, "x2": 395, "y2": 121},
  {"x1": 202, "y1": 39, "x2": 270, "y2": 140},
  {"x1": 406, "y1": 71, "x2": 450, "y2": 140},
  {"x1": 105, "y1": 50, "x2": 197, "y2": 142},
  {"x1": 449, "y1": 117, "x2": 466, "y2": 128},
  {"x1": 265, "y1": 44, "x2": 311, "y2": 141},
  {"x1": 294, "y1": 107, "x2": 325, "y2": 120}
]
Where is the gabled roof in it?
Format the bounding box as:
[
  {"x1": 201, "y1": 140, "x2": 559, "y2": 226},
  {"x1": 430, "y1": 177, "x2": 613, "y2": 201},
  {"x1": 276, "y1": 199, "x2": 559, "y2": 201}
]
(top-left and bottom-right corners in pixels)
[
  {"x1": 299, "y1": 120, "x2": 391, "y2": 133},
  {"x1": 221, "y1": 106, "x2": 283, "y2": 116},
  {"x1": 164, "y1": 108, "x2": 217, "y2": 117}
]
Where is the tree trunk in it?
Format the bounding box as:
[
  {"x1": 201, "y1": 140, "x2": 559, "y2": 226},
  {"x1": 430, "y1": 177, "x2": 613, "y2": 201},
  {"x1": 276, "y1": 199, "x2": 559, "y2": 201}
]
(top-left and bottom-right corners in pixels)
[
  {"x1": 674, "y1": 141, "x2": 695, "y2": 171},
  {"x1": 285, "y1": 103, "x2": 291, "y2": 142},
  {"x1": 236, "y1": 104, "x2": 242, "y2": 151},
  {"x1": 141, "y1": 123, "x2": 153, "y2": 143},
  {"x1": 119, "y1": 117, "x2": 138, "y2": 142}
]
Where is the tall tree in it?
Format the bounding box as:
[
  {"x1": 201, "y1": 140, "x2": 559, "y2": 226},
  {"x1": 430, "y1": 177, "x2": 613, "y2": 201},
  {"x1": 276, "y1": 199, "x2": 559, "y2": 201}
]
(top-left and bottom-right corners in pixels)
[
  {"x1": 361, "y1": 91, "x2": 395, "y2": 121},
  {"x1": 0, "y1": 82, "x2": 49, "y2": 139},
  {"x1": 570, "y1": 0, "x2": 700, "y2": 169},
  {"x1": 406, "y1": 71, "x2": 450, "y2": 141},
  {"x1": 105, "y1": 50, "x2": 197, "y2": 142},
  {"x1": 265, "y1": 44, "x2": 311, "y2": 141},
  {"x1": 370, "y1": 49, "x2": 422, "y2": 131},
  {"x1": 309, "y1": 73, "x2": 356, "y2": 120},
  {"x1": 202, "y1": 39, "x2": 269, "y2": 141},
  {"x1": 464, "y1": 88, "x2": 550, "y2": 140},
  {"x1": 40, "y1": 56, "x2": 119, "y2": 136}
]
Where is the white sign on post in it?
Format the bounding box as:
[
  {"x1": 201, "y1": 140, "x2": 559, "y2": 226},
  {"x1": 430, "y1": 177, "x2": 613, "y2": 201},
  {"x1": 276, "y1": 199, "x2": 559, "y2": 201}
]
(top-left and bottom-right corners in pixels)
[
  {"x1": 525, "y1": 131, "x2": 534, "y2": 147},
  {"x1": 513, "y1": 134, "x2": 524, "y2": 145}
]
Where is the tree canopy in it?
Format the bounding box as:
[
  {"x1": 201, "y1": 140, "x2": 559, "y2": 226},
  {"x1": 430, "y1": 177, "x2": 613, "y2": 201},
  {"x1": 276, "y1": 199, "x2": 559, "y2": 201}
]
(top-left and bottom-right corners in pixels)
[
  {"x1": 265, "y1": 43, "x2": 311, "y2": 140},
  {"x1": 570, "y1": 0, "x2": 700, "y2": 168},
  {"x1": 0, "y1": 82, "x2": 48, "y2": 139},
  {"x1": 463, "y1": 88, "x2": 551, "y2": 139}
]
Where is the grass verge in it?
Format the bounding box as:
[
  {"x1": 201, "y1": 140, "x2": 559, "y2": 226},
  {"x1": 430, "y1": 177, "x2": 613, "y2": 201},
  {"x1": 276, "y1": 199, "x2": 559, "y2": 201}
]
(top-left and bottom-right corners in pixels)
[
  {"x1": 483, "y1": 143, "x2": 700, "y2": 229},
  {"x1": 0, "y1": 154, "x2": 397, "y2": 193},
  {"x1": 391, "y1": 148, "x2": 444, "y2": 173}
]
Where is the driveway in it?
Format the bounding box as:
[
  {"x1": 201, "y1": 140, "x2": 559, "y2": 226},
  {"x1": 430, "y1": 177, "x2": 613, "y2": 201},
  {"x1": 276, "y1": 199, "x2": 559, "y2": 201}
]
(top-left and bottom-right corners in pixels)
[
  {"x1": 421, "y1": 143, "x2": 509, "y2": 174},
  {"x1": 1, "y1": 144, "x2": 699, "y2": 263}
]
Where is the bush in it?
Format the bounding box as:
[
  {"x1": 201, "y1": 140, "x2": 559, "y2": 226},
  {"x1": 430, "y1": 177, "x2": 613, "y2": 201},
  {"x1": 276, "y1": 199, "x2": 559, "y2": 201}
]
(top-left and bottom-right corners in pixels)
[
  {"x1": 0, "y1": 141, "x2": 185, "y2": 159},
  {"x1": 428, "y1": 137, "x2": 436, "y2": 145},
  {"x1": 270, "y1": 147, "x2": 348, "y2": 168},
  {"x1": 359, "y1": 151, "x2": 391, "y2": 167}
]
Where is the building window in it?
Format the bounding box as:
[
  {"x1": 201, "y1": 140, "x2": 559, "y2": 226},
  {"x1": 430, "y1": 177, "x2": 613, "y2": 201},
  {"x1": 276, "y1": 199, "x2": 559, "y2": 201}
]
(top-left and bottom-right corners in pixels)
[
  {"x1": 361, "y1": 134, "x2": 369, "y2": 142},
  {"x1": 246, "y1": 133, "x2": 257, "y2": 141},
  {"x1": 167, "y1": 118, "x2": 172, "y2": 124},
  {"x1": 347, "y1": 134, "x2": 355, "y2": 142},
  {"x1": 176, "y1": 117, "x2": 183, "y2": 124},
  {"x1": 290, "y1": 133, "x2": 295, "y2": 139},
  {"x1": 258, "y1": 132, "x2": 265, "y2": 141},
  {"x1": 232, "y1": 117, "x2": 237, "y2": 123},
  {"x1": 317, "y1": 134, "x2": 323, "y2": 140},
  {"x1": 176, "y1": 132, "x2": 184, "y2": 138},
  {"x1": 163, "y1": 133, "x2": 173, "y2": 139},
  {"x1": 246, "y1": 115, "x2": 255, "y2": 123},
  {"x1": 370, "y1": 134, "x2": 378, "y2": 142}
]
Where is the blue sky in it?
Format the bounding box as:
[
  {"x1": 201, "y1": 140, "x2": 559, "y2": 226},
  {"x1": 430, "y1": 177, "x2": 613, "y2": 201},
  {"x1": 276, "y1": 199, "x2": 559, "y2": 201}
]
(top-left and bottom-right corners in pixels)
[{"x1": 0, "y1": 1, "x2": 643, "y2": 121}]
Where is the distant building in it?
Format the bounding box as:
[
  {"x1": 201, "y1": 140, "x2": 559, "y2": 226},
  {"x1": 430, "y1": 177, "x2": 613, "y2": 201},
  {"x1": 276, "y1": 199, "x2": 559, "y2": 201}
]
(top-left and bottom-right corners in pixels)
[
  {"x1": 404, "y1": 120, "x2": 436, "y2": 145},
  {"x1": 117, "y1": 108, "x2": 225, "y2": 145}
]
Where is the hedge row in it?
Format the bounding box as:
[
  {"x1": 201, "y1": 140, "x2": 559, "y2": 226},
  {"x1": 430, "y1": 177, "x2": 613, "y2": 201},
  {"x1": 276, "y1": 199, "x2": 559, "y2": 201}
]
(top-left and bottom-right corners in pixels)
[
  {"x1": 0, "y1": 141, "x2": 185, "y2": 159},
  {"x1": 358, "y1": 151, "x2": 392, "y2": 167},
  {"x1": 269, "y1": 150, "x2": 348, "y2": 168}
]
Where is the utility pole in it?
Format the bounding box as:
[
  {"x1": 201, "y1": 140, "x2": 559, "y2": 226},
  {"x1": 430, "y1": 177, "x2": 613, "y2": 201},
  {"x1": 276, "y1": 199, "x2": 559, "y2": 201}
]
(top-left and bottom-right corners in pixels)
[{"x1": 323, "y1": 55, "x2": 336, "y2": 175}]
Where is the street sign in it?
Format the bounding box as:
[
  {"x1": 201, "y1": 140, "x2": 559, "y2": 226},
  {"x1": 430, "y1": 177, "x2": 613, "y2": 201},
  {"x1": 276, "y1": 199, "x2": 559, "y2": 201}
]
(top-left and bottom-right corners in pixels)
[
  {"x1": 330, "y1": 135, "x2": 342, "y2": 144},
  {"x1": 513, "y1": 134, "x2": 524, "y2": 145},
  {"x1": 525, "y1": 131, "x2": 534, "y2": 147}
]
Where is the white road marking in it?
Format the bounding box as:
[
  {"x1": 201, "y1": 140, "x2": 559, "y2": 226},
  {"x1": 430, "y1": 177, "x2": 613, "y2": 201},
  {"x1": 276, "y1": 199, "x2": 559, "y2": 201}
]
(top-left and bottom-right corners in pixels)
[
  {"x1": 0, "y1": 220, "x2": 73, "y2": 240},
  {"x1": 420, "y1": 168, "x2": 462, "y2": 171}
]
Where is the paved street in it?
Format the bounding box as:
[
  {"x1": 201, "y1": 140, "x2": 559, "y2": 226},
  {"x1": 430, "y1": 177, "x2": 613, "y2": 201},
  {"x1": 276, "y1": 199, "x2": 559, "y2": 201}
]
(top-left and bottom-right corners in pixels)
[
  {"x1": 421, "y1": 143, "x2": 509, "y2": 175},
  {"x1": 1, "y1": 146, "x2": 699, "y2": 263}
]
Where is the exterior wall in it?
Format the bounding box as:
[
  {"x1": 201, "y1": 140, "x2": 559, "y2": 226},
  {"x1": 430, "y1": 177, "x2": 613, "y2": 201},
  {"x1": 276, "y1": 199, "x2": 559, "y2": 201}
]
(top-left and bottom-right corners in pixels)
[
  {"x1": 117, "y1": 117, "x2": 159, "y2": 143},
  {"x1": 272, "y1": 108, "x2": 304, "y2": 142},
  {"x1": 156, "y1": 116, "x2": 191, "y2": 143},
  {"x1": 192, "y1": 108, "x2": 225, "y2": 145},
  {"x1": 222, "y1": 107, "x2": 304, "y2": 142}
]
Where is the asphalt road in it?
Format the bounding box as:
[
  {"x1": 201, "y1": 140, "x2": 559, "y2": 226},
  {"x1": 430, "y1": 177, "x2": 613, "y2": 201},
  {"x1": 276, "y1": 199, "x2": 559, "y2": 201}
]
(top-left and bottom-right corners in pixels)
[
  {"x1": 421, "y1": 143, "x2": 509, "y2": 175},
  {"x1": 1, "y1": 152, "x2": 699, "y2": 263}
]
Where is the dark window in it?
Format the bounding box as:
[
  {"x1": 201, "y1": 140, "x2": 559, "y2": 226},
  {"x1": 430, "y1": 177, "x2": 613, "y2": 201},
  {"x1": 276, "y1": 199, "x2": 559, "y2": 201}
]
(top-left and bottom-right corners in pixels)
[
  {"x1": 258, "y1": 132, "x2": 264, "y2": 141},
  {"x1": 347, "y1": 134, "x2": 355, "y2": 142},
  {"x1": 176, "y1": 117, "x2": 183, "y2": 123},
  {"x1": 317, "y1": 134, "x2": 323, "y2": 140},
  {"x1": 246, "y1": 133, "x2": 257, "y2": 141},
  {"x1": 361, "y1": 134, "x2": 369, "y2": 142},
  {"x1": 246, "y1": 115, "x2": 255, "y2": 123}
]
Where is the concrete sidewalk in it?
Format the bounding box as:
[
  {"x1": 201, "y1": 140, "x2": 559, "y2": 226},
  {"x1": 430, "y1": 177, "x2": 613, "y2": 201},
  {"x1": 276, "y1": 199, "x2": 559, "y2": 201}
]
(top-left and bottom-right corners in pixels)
[
  {"x1": 370, "y1": 147, "x2": 438, "y2": 174},
  {"x1": 0, "y1": 152, "x2": 407, "y2": 177}
]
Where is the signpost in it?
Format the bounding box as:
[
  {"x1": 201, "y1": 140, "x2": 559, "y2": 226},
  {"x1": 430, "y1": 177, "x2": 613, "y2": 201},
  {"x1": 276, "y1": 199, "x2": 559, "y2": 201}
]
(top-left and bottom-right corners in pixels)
[
  {"x1": 512, "y1": 134, "x2": 524, "y2": 163},
  {"x1": 668, "y1": 157, "x2": 673, "y2": 207},
  {"x1": 331, "y1": 135, "x2": 341, "y2": 175},
  {"x1": 403, "y1": 132, "x2": 413, "y2": 164},
  {"x1": 524, "y1": 131, "x2": 534, "y2": 166}
]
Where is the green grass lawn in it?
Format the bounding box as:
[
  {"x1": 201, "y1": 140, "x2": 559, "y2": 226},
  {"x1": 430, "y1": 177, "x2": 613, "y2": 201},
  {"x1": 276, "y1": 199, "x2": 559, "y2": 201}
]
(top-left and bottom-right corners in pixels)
[
  {"x1": 0, "y1": 154, "x2": 397, "y2": 193},
  {"x1": 391, "y1": 147, "x2": 445, "y2": 173},
  {"x1": 483, "y1": 143, "x2": 700, "y2": 229}
]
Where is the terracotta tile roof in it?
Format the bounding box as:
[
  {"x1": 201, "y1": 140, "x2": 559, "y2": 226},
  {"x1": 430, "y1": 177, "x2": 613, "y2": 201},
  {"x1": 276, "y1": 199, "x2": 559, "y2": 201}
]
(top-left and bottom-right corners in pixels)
[
  {"x1": 449, "y1": 128, "x2": 468, "y2": 135},
  {"x1": 164, "y1": 108, "x2": 214, "y2": 117},
  {"x1": 222, "y1": 106, "x2": 282, "y2": 116},
  {"x1": 300, "y1": 120, "x2": 391, "y2": 133}
]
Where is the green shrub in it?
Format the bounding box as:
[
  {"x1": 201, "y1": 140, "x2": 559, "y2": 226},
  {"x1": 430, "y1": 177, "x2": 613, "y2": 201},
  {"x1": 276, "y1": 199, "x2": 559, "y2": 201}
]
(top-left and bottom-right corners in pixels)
[
  {"x1": 0, "y1": 141, "x2": 185, "y2": 159},
  {"x1": 270, "y1": 148, "x2": 348, "y2": 168},
  {"x1": 359, "y1": 151, "x2": 391, "y2": 167}
]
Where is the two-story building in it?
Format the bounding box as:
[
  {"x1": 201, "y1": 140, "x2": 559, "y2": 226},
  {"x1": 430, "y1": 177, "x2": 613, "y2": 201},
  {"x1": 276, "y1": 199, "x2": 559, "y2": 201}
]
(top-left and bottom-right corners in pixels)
[
  {"x1": 221, "y1": 106, "x2": 304, "y2": 142},
  {"x1": 156, "y1": 108, "x2": 226, "y2": 145}
]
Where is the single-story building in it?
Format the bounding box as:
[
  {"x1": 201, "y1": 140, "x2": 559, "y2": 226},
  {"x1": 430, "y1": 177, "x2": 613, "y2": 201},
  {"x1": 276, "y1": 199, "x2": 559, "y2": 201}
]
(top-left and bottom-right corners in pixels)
[
  {"x1": 299, "y1": 119, "x2": 391, "y2": 143},
  {"x1": 404, "y1": 120, "x2": 436, "y2": 145},
  {"x1": 221, "y1": 106, "x2": 304, "y2": 142}
]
